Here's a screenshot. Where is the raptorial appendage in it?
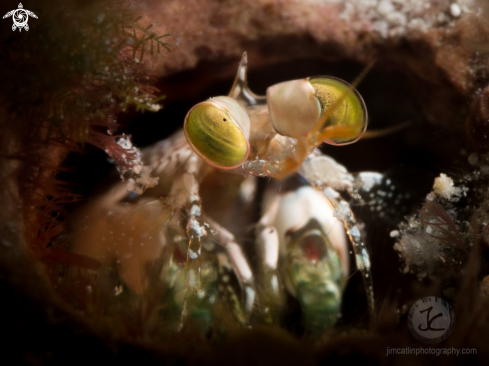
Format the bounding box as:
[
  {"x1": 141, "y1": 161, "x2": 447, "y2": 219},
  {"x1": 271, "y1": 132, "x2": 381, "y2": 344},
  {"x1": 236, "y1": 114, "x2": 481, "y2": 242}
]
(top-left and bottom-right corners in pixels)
[
  {"x1": 300, "y1": 154, "x2": 375, "y2": 318},
  {"x1": 257, "y1": 185, "x2": 349, "y2": 330}
]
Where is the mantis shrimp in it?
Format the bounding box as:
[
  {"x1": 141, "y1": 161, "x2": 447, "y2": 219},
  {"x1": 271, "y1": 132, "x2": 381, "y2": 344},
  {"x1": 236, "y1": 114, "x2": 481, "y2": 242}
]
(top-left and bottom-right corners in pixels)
[{"x1": 70, "y1": 53, "x2": 376, "y2": 333}]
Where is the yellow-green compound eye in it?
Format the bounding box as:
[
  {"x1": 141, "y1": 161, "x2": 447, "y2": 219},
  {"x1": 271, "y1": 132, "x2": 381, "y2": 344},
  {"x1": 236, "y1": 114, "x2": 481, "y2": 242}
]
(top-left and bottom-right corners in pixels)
[
  {"x1": 309, "y1": 77, "x2": 367, "y2": 145},
  {"x1": 184, "y1": 96, "x2": 250, "y2": 169}
]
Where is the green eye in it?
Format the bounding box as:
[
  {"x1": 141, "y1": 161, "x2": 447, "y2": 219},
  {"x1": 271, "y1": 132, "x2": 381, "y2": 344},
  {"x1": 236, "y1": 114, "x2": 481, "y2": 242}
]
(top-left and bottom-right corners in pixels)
[
  {"x1": 184, "y1": 96, "x2": 250, "y2": 169},
  {"x1": 309, "y1": 77, "x2": 367, "y2": 145},
  {"x1": 266, "y1": 77, "x2": 367, "y2": 145}
]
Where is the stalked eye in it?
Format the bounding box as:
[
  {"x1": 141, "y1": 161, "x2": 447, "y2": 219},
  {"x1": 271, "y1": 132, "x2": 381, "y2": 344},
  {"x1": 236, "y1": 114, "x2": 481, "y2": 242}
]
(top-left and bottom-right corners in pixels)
[
  {"x1": 267, "y1": 76, "x2": 367, "y2": 145},
  {"x1": 184, "y1": 96, "x2": 251, "y2": 169}
]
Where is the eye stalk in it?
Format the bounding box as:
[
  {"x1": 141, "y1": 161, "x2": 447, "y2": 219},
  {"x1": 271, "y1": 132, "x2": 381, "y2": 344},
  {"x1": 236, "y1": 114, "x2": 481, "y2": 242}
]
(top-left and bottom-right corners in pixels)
[
  {"x1": 184, "y1": 96, "x2": 251, "y2": 169},
  {"x1": 266, "y1": 78, "x2": 321, "y2": 139},
  {"x1": 267, "y1": 76, "x2": 367, "y2": 145}
]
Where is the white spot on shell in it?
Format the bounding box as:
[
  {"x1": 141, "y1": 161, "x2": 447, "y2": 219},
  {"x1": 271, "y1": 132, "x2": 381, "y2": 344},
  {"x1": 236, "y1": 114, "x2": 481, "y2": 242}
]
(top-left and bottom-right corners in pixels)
[{"x1": 189, "y1": 218, "x2": 207, "y2": 238}]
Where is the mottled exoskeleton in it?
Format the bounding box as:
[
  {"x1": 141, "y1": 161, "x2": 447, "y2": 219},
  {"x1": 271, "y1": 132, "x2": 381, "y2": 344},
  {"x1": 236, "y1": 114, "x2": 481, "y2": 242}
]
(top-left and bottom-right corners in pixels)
[{"x1": 70, "y1": 53, "x2": 375, "y2": 332}]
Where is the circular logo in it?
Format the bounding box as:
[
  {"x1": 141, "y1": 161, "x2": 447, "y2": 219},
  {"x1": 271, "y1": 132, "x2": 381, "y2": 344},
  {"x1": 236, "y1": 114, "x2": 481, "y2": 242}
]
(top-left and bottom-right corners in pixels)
[
  {"x1": 408, "y1": 296, "x2": 455, "y2": 344},
  {"x1": 13, "y1": 9, "x2": 28, "y2": 28}
]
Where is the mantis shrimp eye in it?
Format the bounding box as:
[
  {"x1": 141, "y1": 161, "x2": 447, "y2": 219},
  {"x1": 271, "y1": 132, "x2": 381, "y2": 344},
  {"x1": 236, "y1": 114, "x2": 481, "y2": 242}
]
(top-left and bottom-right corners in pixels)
[
  {"x1": 184, "y1": 96, "x2": 251, "y2": 169},
  {"x1": 267, "y1": 76, "x2": 367, "y2": 145}
]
